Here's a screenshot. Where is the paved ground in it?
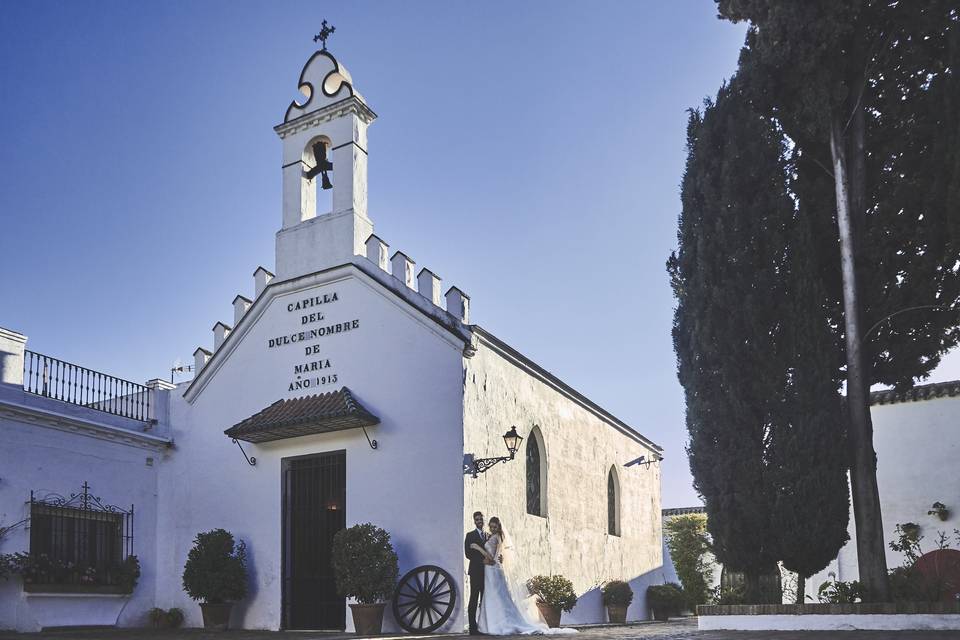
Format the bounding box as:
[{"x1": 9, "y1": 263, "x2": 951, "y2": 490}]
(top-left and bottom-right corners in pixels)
[{"x1": 2, "y1": 618, "x2": 959, "y2": 639}]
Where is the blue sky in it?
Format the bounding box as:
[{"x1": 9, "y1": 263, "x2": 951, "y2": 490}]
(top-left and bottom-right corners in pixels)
[{"x1": 7, "y1": 0, "x2": 921, "y2": 508}]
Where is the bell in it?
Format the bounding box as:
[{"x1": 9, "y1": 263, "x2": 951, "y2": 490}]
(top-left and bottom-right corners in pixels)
[{"x1": 303, "y1": 141, "x2": 334, "y2": 186}]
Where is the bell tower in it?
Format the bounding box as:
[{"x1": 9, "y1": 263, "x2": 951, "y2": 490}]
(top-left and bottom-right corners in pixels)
[{"x1": 273, "y1": 26, "x2": 377, "y2": 280}]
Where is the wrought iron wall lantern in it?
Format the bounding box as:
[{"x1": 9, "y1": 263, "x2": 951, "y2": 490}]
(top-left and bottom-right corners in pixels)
[{"x1": 470, "y1": 426, "x2": 523, "y2": 478}]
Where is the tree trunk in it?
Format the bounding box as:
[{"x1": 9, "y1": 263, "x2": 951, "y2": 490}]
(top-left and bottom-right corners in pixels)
[
  {"x1": 828, "y1": 112, "x2": 890, "y2": 602},
  {"x1": 744, "y1": 570, "x2": 761, "y2": 604},
  {"x1": 795, "y1": 574, "x2": 806, "y2": 604}
]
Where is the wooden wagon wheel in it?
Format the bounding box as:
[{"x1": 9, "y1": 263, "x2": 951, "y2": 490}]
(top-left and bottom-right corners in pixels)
[{"x1": 393, "y1": 564, "x2": 457, "y2": 633}]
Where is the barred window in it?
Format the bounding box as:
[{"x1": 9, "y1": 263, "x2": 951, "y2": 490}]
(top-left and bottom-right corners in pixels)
[
  {"x1": 28, "y1": 483, "x2": 133, "y2": 588},
  {"x1": 607, "y1": 467, "x2": 620, "y2": 536},
  {"x1": 526, "y1": 433, "x2": 543, "y2": 516}
]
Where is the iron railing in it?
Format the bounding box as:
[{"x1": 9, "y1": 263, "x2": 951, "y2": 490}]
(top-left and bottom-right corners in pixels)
[
  {"x1": 28, "y1": 482, "x2": 135, "y2": 589},
  {"x1": 23, "y1": 350, "x2": 151, "y2": 422}
]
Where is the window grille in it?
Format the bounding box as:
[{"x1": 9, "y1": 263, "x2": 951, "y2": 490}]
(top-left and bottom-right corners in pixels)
[
  {"x1": 607, "y1": 469, "x2": 620, "y2": 536},
  {"x1": 526, "y1": 436, "x2": 542, "y2": 516},
  {"x1": 27, "y1": 482, "x2": 134, "y2": 587}
]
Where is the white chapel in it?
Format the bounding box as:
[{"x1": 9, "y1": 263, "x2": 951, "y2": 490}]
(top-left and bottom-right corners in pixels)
[{"x1": 0, "y1": 43, "x2": 665, "y2": 632}]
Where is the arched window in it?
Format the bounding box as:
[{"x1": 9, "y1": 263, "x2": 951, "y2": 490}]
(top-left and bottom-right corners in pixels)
[
  {"x1": 607, "y1": 467, "x2": 621, "y2": 536},
  {"x1": 526, "y1": 429, "x2": 545, "y2": 516}
]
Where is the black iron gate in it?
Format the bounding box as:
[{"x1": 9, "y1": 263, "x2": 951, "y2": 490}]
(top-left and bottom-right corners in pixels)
[{"x1": 282, "y1": 451, "x2": 346, "y2": 630}]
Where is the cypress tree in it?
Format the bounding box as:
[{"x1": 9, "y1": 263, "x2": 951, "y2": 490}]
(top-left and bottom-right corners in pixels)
[
  {"x1": 716, "y1": 0, "x2": 960, "y2": 600},
  {"x1": 669, "y1": 80, "x2": 790, "y2": 603},
  {"x1": 770, "y1": 200, "x2": 851, "y2": 603}
]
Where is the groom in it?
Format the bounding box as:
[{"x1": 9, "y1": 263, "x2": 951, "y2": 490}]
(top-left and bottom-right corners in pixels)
[{"x1": 465, "y1": 510, "x2": 491, "y2": 635}]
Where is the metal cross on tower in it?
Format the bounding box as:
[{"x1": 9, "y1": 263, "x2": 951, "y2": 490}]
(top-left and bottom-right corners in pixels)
[{"x1": 313, "y1": 20, "x2": 336, "y2": 51}]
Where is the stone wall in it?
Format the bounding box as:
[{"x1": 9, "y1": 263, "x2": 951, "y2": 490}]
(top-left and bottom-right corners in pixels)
[{"x1": 463, "y1": 330, "x2": 664, "y2": 624}]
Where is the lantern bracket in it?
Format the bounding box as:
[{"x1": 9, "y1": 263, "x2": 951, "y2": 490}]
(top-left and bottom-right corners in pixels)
[
  {"x1": 470, "y1": 453, "x2": 515, "y2": 477},
  {"x1": 468, "y1": 426, "x2": 523, "y2": 478}
]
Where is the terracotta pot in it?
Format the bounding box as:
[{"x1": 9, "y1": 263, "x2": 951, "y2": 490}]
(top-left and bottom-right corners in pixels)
[
  {"x1": 199, "y1": 602, "x2": 233, "y2": 630},
  {"x1": 350, "y1": 602, "x2": 386, "y2": 635},
  {"x1": 606, "y1": 604, "x2": 627, "y2": 623},
  {"x1": 536, "y1": 601, "x2": 562, "y2": 628}
]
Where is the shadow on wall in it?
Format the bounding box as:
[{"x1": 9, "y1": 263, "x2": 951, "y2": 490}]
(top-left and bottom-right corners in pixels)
[
  {"x1": 563, "y1": 566, "x2": 678, "y2": 624},
  {"x1": 233, "y1": 541, "x2": 260, "y2": 630}
]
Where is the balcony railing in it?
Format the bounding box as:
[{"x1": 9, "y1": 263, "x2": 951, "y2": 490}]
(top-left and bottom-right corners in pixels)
[{"x1": 23, "y1": 350, "x2": 151, "y2": 422}]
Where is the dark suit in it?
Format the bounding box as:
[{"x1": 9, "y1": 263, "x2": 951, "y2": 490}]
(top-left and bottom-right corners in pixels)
[{"x1": 465, "y1": 528, "x2": 486, "y2": 633}]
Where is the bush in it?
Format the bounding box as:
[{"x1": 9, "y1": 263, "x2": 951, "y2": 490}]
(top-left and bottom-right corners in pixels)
[
  {"x1": 149, "y1": 607, "x2": 184, "y2": 628},
  {"x1": 331, "y1": 523, "x2": 398, "y2": 604},
  {"x1": 166, "y1": 607, "x2": 185, "y2": 627},
  {"x1": 118, "y1": 555, "x2": 140, "y2": 593},
  {"x1": 602, "y1": 580, "x2": 634, "y2": 607},
  {"x1": 647, "y1": 583, "x2": 684, "y2": 616},
  {"x1": 816, "y1": 579, "x2": 865, "y2": 603},
  {"x1": 528, "y1": 575, "x2": 578, "y2": 612},
  {"x1": 713, "y1": 584, "x2": 746, "y2": 605},
  {"x1": 663, "y1": 513, "x2": 713, "y2": 609},
  {"x1": 0, "y1": 554, "x2": 16, "y2": 581},
  {"x1": 181, "y1": 529, "x2": 248, "y2": 604}
]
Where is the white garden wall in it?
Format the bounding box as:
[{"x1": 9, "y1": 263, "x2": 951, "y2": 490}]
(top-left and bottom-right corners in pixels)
[{"x1": 0, "y1": 384, "x2": 167, "y2": 632}]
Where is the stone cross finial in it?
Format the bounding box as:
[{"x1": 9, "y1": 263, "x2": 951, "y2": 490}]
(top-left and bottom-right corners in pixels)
[{"x1": 313, "y1": 20, "x2": 336, "y2": 51}]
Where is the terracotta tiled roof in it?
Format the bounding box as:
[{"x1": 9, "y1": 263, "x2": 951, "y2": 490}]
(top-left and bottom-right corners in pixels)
[
  {"x1": 870, "y1": 379, "x2": 960, "y2": 406},
  {"x1": 224, "y1": 387, "x2": 379, "y2": 443}
]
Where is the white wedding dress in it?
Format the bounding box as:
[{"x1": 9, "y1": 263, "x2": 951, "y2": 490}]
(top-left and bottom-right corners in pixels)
[{"x1": 476, "y1": 534, "x2": 578, "y2": 636}]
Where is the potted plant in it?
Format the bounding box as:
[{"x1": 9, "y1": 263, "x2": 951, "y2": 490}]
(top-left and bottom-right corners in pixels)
[
  {"x1": 181, "y1": 529, "x2": 248, "y2": 630},
  {"x1": 601, "y1": 580, "x2": 633, "y2": 623},
  {"x1": 646, "y1": 583, "x2": 683, "y2": 621},
  {"x1": 148, "y1": 607, "x2": 185, "y2": 629},
  {"x1": 528, "y1": 575, "x2": 577, "y2": 628},
  {"x1": 928, "y1": 502, "x2": 950, "y2": 521},
  {"x1": 331, "y1": 523, "x2": 399, "y2": 634}
]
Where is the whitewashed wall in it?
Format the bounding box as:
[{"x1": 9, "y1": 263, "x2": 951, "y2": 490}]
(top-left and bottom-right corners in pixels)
[
  {"x1": 462, "y1": 333, "x2": 663, "y2": 625},
  {"x1": 156, "y1": 264, "x2": 466, "y2": 631},
  {"x1": 0, "y1": 386, "x2": 165, "y2": 632},
  {"x1": 807, "y1": 394, "x2": 960, "y2": 595}
]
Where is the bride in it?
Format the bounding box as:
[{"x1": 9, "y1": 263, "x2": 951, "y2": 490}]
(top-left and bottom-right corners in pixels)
[{"x1": 470, "y1": 517, "x2": 577, "y2": 636}]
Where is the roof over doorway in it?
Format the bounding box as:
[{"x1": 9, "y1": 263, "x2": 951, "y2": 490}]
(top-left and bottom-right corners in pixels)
[{"x1": 224, "y1": 387, "x2": 379, "y2": 444}]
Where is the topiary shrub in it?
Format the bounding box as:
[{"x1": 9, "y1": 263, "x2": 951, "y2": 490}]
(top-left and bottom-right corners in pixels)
[
  {"x1": 528, "y1": 575, "x2": 578, "y2": 612},
  {"x1": 331, "y1": 523, "x2": 398, "y2": 604},
  {"x1": 166, "y1": 607, "x2": 185, "y2": 628},
  {"x1": 602, "y1": 580, "x2": 634, "y2": 607},
  {"x1": 181, "y1": 529, "x2": 248, "y2": 604}
]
